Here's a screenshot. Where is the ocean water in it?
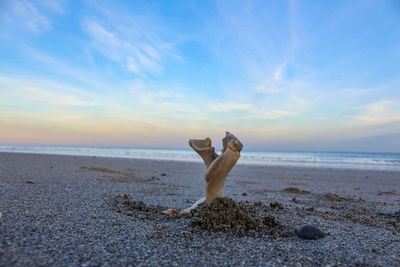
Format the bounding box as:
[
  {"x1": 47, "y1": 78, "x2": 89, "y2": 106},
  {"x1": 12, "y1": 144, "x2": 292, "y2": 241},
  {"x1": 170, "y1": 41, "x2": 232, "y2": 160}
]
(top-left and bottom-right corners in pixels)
[{"x1": 0, "y1": 145, "x2": 399, "y2": 171}]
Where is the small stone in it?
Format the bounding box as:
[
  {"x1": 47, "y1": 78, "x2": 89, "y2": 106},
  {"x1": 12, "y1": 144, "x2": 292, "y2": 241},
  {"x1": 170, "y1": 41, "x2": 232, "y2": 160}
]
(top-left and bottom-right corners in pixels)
[
  {"x1": 254, "y1": 201, "x2": 262, "y2": 207},
  {"x1": 126, "y1": 211, "x2": 133, "y2": 216},
  {"x1": 0, "y1": 212, "x2": 2, "y2": 219},
  {"x1": 161, "y1": 173, "x2": 167, "y2": 176},
  {"x1": 270, "y1": 201, "x2": 284, "y2": 210},
  {"x1": 241, "y1": 192, "x2": 248, "y2": 196},
  {"x1": 297, "y1": 224, "x2": 325, "y2": 240},
  {"x1": 179, "y1": 230, "x2": 193, "y2": 238},
  {"x1": 134, "y1": 201, "x2": 147, "y2": 211}
]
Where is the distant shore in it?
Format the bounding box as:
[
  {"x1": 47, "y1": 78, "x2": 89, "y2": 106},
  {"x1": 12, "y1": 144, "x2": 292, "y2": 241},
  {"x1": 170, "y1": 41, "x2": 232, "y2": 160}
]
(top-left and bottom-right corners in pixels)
[
  {"x1": 1, "y1": 145, "x2": 400, "y2": 171},
  {"x1": 0, "y1": 152, "x2": 399, "y2": 265}
]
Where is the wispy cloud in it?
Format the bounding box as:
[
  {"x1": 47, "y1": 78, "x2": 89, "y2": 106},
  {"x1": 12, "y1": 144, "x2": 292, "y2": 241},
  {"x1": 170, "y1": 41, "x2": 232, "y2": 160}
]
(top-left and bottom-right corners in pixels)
[
  {"x1": 0, "y1": 75, "x2": 203, "y2": 126},
  {"x1": 254, "y1": 77, "x2": 309, "y2": 95},
  {"x1": 210, "y1": 0, "x2": 319, "y2": 117},
  {"x1": 244, "y1": 109, "x2": 296, "y2": 120},
  {"x1": 40, "y1": 0, "x2": 66, "y2": 15},
  {"x1": 0, "y1": 0, "x2": 68, "y2": 37},
  {"x1": 12, "y1": 0, "x2": 51, "y2": 33},
  {"x1": 20, "y1": 47, "x2": 112, "y2": 91},
  {"x1": 208, "y1": 103, "x2": 252, "y2": 112},
  {"x1": 84, "y1": 15, "x2": 173, "y2": 76},
  {"x1": 0, "y1": 76, "x2": 101, "y2": 108},
  {"x1": 0, "y1": 75, "x2": 220, "y2": 146},
  {"x1": 2, "y1": 0, "x2": 66, "y2": 34},
  {"x1": 355, "y1": 100, "x2": 400, "y2": 125},
  {"x1": 208, "y1": 101, "x2": 298, "y2": 120}
]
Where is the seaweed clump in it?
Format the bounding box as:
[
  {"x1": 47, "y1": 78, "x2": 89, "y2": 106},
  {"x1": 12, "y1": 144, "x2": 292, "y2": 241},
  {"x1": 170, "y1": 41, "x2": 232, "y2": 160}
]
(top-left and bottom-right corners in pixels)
[{"x1": 190, "y1": 197, "x2": 278, "y2": 236}]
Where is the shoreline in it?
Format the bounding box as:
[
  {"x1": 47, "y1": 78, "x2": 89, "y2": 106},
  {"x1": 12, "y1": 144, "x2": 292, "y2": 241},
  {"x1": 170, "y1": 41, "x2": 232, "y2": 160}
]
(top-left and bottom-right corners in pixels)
[
  {"x1": 0, "y1": 152, "x2": 399, "y2": 265},
  {"x1": 0, "y1": 150, "x2": 399, "y2": 172}
]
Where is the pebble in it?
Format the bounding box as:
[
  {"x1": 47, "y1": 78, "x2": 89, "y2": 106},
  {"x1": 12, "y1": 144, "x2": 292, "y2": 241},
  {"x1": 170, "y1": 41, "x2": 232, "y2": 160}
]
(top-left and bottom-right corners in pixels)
[
  {"x1": 297, "y1": 225, "x2": 325, "y2": 240},
  {"x1": 270, "y1": 201, "x2": 284, "y2": 210}
]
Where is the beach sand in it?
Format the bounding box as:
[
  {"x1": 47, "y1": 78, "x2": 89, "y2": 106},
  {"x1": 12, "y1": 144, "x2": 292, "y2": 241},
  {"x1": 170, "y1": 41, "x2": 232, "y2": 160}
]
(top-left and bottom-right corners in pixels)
[{"x1": 0, "y1": 152, "x2": 399, "y2": 266}]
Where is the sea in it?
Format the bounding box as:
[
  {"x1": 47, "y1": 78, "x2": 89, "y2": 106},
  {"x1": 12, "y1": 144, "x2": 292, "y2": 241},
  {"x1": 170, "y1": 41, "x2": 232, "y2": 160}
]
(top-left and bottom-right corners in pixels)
[{"x1": 1, "y1": 145, "x2": 399, "y2": 171}]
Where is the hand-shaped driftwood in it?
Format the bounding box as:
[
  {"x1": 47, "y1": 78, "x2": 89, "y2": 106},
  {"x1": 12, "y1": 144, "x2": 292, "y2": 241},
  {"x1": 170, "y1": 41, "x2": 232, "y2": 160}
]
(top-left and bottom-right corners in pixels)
[{"x1": 164, "y1": 131, "x2": 243, "y2": 215}]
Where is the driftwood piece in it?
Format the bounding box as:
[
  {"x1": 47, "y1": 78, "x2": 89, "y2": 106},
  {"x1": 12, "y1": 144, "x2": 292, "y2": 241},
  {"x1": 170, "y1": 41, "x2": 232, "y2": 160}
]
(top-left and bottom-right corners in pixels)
[
  {"x1": 188, "y1": 138, "x2": 218, "y2": 168},
  {"x1": 163, "y1": 131, "x2": 243, "y2": 216},
  {"x1": 204, "y1": 132, "x2": 242, "y2": 202}
]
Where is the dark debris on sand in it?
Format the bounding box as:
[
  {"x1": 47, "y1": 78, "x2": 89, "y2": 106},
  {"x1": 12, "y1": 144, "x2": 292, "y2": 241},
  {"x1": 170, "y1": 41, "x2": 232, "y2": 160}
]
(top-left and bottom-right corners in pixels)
[
  {"x1": 110, "y1": 194, "x2": 180, "y2": 222},
  {"x1": 281, "y1": 187, "x2": 310, "y2": 194},
  {"x1": 112, "y1": 194, "x2": 149, "y2": 214},
  {"x1": 189, "y1": 197, "x2": 281, "y2": 237},
  {"x1": 110, "y1": 195, "x2": 295, "y2": 238}
]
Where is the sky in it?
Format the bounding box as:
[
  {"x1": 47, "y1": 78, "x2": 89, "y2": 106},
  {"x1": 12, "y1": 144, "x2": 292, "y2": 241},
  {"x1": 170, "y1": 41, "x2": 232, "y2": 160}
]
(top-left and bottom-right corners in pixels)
[{"x1": 0, "y1": 0, "x2": 399, "y2": 152}]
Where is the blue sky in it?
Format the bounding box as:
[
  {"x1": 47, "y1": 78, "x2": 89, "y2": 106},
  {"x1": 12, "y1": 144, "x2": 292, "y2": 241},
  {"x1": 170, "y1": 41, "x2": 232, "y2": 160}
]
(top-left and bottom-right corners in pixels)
[{"x1": 0, "y1": 0, "x2": 399, "y2": 152}]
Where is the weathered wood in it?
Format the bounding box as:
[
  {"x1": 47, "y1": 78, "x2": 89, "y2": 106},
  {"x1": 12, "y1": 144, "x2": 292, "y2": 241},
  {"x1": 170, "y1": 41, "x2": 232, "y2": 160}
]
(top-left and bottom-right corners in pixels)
[{"x1": 164, "y1": 131, "x2": 243, "y2": 216}]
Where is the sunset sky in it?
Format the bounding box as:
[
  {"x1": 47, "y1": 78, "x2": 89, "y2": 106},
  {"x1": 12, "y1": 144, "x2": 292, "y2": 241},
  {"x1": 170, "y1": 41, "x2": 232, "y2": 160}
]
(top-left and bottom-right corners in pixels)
[{"x1": 0, "y1": 0, "x2": 399, "y2": 152}]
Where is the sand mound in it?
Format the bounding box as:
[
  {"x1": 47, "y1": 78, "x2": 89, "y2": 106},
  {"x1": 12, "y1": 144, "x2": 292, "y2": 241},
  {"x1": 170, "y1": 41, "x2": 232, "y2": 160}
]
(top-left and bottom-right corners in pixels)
[{"x1": 190, "y1": 197, "x2": 278, "y2": 236}]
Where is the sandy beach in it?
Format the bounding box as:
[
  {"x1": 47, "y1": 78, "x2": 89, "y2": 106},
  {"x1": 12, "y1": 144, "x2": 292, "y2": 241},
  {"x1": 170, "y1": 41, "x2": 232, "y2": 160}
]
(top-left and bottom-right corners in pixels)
[{"x1": 0, "y1": 152, "x2": 399, "y2": 266}]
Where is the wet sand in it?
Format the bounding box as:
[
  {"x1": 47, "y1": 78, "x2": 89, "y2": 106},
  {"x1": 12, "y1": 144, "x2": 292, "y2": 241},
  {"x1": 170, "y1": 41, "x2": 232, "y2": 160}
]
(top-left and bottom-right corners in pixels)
[{"x1": 0, "y1": 152, "x2": 399, "y2": 266}]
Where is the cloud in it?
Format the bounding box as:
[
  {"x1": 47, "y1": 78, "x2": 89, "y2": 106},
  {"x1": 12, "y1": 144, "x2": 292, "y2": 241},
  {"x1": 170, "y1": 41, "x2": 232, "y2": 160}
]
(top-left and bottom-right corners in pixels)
[
  {"x1": 12, "y1": 0, "x2": 51, "y2": 33},
  {"x1": 208, "y1": 101, "x2": 297, "y2": 120},
  {"x1": 0, "y1": 75, "x2": 222, "y2": 147},
  {"x1": 84, "y1": 16, "x2": 172, "y2": 76},
  {"x1": 0, "y1": 0, "x2": 67, "y2": 34},
  {"x1": 254, "y1": 77, "x2": 310, "y2": 95},
  {"x1": 21, "y1": 84, "x2": 94, "y2": 107},
  {"x1": 1, "y1": 75, "x2": 398, "y2": 150},
  {"x1": 244, "y1": 109, "x2": 296, "y2": 120},
  {"x1": 0, "y1": 75, "x2": 204, "y2": 127},
  {"x1": 40, "y1": 0, "x2": 66, "y2": 15},
  {"x1": 210, "y1": 0, "x2": 321, "y2": 117},
  {"x1": 273, "y1": 63, "x2": 286, "y2": 81},
  {"x1": 208, "y1": 103, "x2": 252, "y2": 112},
  {"x1": 0, "y1": 76, "x2": 100, "y2": 108},
  {"x1": 20, "y1": 47, "x2": 113, "y2": 91},
  {"x1": 355, "y1": 100, "x2": 400, "y2": 124}
]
